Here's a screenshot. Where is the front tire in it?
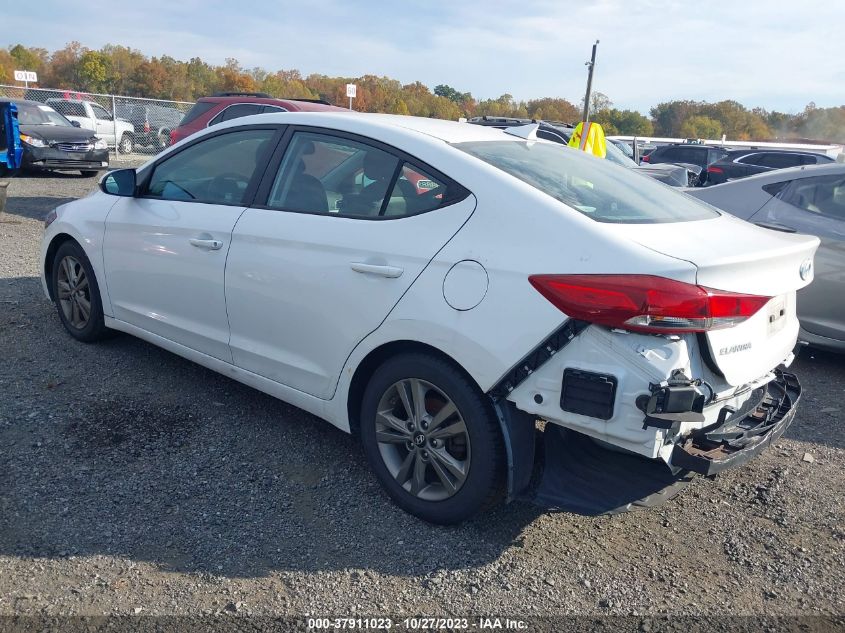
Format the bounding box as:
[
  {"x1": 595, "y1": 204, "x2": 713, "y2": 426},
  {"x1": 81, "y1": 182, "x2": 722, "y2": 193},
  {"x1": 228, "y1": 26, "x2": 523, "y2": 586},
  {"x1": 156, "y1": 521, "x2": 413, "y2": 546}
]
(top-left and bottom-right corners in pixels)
[
  {"x1": 51, "y1": 241, "x2": 111, "y2": 342},
  {"x1": 360, "y1": 353, "x2": 505, "y2": 524}
]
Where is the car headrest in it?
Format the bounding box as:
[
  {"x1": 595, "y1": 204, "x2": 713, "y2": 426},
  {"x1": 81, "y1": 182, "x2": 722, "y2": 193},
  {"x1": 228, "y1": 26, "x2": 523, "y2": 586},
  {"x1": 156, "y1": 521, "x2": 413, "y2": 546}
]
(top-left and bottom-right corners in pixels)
[{"x1": 363, "y1": 151, "x2": 396, "y2": 181}]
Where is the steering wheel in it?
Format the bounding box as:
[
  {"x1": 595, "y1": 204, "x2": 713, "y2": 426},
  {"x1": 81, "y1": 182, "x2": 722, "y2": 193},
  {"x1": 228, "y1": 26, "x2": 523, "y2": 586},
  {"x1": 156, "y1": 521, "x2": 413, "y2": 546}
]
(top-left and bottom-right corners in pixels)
[{"x1": 207, "y1": 172, "x2": 247, "y2": 202}]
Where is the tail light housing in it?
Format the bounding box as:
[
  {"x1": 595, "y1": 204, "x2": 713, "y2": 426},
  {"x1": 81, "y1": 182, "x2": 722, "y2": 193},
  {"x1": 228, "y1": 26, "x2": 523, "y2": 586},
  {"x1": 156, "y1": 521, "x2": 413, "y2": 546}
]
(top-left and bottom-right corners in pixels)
[
  {"x1": 143, "y1": 120, "x2": 151, "y2": 133},
  {"x1": 641, "y1": 154, "x2": 650, "y2": 162},
  {"x1": 707, "y1": 165, "x2": 724, "y2": 173},
  {"x1": 529, "y1": 274, "x2": 770, "y2": 334}
]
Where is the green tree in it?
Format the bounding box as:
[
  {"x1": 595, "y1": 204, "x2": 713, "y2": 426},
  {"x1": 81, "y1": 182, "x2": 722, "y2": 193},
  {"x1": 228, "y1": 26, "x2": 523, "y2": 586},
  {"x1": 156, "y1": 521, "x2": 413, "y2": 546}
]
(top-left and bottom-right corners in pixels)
[
  {"x1": 680, "y1": 115, "x2": 722, "y2": 139},
  {"x1": 77, "y1": 50, "x2": 110, "y2": 92}
]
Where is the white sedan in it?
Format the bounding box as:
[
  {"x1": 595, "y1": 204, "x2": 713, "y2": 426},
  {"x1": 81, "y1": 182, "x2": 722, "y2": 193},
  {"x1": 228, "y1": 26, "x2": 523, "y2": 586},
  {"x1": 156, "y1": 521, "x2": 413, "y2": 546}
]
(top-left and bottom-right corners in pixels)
[{"x1": 41, "y1": 112, "x2": 819, "y2": 523}]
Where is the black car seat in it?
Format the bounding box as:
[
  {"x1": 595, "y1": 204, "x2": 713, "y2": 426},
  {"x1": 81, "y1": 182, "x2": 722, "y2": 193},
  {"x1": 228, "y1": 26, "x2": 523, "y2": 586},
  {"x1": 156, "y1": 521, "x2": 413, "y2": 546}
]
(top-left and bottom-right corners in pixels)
[
  {"x1": 343, "y1": 151, "x2": 398, "y2": 216},
  {"x1": 281, "y1": 140, "x2": 328, "y2": 213}
]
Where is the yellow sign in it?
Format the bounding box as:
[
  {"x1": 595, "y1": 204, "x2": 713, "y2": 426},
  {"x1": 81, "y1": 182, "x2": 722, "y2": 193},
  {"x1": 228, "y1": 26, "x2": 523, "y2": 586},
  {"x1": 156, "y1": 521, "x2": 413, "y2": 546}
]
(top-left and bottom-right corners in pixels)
[{"x1": 567, "y1": 121, "x2": 607, "y2": 158}]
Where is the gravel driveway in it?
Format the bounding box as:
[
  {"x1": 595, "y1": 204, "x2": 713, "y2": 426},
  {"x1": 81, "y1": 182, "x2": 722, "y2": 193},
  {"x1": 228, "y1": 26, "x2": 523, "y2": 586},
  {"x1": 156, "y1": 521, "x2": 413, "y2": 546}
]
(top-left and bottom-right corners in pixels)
[{"x1": 1, "y1": 171, "x2": 844, "y2": 625}]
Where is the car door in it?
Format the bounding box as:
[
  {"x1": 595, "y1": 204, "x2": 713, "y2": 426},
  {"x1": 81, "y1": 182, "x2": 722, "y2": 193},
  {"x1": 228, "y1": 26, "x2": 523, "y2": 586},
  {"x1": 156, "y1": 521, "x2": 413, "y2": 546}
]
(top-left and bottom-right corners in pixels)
[
  {"x1": 102, "y1": 125, "x2": 280, "y2": 361},
  {"x1": 225, "y1": 128, "x2": 475, "y2": 399},
  {"x1": 751, "y1": 173, "x2": 845, "y2": 342},
  {"x1": 89, "y1": 103, "x2": 116, "y2": 144}
]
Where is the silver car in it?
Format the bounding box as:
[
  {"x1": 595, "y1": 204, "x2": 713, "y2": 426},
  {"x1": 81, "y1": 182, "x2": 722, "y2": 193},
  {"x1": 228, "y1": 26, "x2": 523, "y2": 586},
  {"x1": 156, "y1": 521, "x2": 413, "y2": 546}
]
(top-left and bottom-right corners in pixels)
[{"x1": 689, "y1": 163, "x2": 845, "y2": 352}]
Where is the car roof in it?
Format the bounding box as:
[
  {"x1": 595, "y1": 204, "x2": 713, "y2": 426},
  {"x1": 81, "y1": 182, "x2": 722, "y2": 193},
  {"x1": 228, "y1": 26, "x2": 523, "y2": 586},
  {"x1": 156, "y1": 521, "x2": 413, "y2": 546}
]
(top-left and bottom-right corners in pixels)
[
  {"x1": 722, "y1": 148, "x2": 829, "y2": 157},
  {"x1": 210, "y1": 111, "x2": 525, "y2": 144},
  {"x1": 197, "y1": 94, "x2": 347, "y2": 112},
  {"x1": 705, "y1": 162, "x2": 845, "y2": 188}
]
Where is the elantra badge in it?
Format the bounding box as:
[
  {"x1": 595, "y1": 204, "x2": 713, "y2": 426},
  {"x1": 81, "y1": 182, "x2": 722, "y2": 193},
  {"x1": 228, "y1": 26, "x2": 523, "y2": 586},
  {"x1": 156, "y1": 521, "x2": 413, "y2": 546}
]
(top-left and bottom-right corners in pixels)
[{"x1": 800, "y1": 259, "x2": 813, "y2": 281}]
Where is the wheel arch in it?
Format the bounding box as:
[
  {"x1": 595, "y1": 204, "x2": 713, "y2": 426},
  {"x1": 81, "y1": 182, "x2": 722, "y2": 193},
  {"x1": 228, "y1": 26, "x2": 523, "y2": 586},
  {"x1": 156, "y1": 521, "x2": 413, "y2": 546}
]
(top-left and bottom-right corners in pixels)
[
  {"x1": 43, "y1": 232, "x2": 80, "y2": 300},
  {"x1": 346, "y1": 339, "x2": 488, "y2": 438}
]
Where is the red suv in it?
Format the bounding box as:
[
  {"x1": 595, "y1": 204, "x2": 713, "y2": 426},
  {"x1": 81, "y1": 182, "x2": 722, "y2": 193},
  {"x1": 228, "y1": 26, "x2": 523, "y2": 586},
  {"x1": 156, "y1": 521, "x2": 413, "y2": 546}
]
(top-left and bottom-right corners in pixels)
[{"x1": 170, "y1": 92, "x2": 348, "y2": 144}]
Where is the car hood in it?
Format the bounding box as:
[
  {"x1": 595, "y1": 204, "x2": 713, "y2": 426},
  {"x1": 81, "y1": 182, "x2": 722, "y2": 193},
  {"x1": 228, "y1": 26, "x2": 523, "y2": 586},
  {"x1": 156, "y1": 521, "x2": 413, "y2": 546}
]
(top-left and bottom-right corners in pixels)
[{"x1": 19, "y1": 124, "x2": 97, "y2": 142}]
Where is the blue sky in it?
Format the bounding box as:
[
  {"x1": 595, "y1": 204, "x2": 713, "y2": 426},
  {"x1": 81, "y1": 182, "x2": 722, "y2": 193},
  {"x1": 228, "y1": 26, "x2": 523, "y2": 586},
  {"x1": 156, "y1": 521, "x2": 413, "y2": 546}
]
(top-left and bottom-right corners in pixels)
[{"x1": 4, "y1": 0, "x2": 845, "y2": 113}]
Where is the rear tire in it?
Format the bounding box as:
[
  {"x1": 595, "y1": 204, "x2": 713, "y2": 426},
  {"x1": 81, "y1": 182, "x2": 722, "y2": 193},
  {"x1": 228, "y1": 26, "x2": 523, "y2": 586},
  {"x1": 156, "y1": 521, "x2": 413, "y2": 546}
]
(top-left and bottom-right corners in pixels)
[
  {"x1": 360, "y1": 353, "x2": 505, "y2": 524},
  {"x1": 118, "y1": 133, "x2": 134, "y2": 155},
  {"x1": 51, "y1": 240, "x2": 111, "y2": 342}
]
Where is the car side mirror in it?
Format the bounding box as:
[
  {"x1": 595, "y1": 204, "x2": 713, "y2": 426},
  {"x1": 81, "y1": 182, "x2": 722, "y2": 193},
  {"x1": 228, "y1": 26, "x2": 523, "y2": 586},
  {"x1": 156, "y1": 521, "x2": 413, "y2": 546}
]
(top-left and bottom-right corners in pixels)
[
  {"x1": 100, "y1": 169, "x2": 136, "y2": 197},
  {"x1": 71, "y1": 120, "x2": 81, "y2": 128}
]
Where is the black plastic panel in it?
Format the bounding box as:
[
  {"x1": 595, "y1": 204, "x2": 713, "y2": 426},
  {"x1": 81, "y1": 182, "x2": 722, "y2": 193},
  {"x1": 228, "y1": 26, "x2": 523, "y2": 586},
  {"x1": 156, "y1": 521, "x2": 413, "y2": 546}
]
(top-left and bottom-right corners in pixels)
[{"x1": 560, "y1": 369, "x2": 617, "y2": 420}]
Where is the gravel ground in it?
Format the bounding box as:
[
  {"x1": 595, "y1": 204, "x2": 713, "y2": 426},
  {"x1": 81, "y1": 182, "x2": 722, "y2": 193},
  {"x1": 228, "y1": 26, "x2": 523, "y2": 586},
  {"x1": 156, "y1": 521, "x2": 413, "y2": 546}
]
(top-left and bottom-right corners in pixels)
[{"x1": 1, "y1": 171, "x2": 844, "y2": 624}]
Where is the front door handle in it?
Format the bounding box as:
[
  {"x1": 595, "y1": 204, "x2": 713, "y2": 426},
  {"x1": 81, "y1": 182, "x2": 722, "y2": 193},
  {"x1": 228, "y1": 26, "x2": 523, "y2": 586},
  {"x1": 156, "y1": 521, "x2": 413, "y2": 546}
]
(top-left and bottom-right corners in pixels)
[
  {"x1": 350, "y1": 262, "x2": 404, "y2": 278},
  {"x1": 189, "y1": 238, "x2": 224, "y2": 250}
]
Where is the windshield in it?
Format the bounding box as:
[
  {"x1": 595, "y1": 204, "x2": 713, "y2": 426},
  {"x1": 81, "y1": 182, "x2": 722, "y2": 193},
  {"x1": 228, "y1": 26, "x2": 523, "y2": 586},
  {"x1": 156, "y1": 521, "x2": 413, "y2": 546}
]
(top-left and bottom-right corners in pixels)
[
  {"x1": 17, "y1": 102, "x2": 74, "y2": 127},
  {"x1": 454, "y1": 140, "x2": 720, "y2": 224},
  {"x1": 604, "y1": 140, "x2": 637, "y2": 168}
]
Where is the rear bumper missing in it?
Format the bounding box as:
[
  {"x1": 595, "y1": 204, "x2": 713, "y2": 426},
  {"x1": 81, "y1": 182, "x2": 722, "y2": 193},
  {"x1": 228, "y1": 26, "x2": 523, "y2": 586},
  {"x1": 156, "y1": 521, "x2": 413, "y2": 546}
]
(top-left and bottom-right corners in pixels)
[{"x1": 669, "y1": 370, "x2": 800, "y2": 475}]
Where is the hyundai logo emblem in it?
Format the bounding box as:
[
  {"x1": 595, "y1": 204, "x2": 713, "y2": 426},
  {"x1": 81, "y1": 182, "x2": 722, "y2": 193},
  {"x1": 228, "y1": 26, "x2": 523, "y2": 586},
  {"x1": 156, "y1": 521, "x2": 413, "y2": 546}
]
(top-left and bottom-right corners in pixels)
[{"x1": 799, "y1": 259, "x2": 813, "y2": 281}]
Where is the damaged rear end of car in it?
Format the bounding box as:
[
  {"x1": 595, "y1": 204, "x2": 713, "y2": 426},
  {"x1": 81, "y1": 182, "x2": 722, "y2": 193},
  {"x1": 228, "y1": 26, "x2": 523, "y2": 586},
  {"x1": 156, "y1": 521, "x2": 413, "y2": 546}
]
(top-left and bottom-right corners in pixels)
[{"x1": 453, "y1": 138, "x2": 819, "y2": 515}]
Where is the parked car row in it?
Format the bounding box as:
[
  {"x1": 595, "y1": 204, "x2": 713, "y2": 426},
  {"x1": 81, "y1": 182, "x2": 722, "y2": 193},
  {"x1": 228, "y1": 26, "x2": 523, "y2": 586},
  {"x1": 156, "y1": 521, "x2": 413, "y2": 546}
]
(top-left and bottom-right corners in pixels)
[
  {"x1": 0, "y1": 99, "x2": 109, "y2": 176},
  {"x1": 638, "y1": 140, "x2": 834, "y2": 186},
  {"x1": 42, "y1": 111, "x2": 819, "y2": 523}
]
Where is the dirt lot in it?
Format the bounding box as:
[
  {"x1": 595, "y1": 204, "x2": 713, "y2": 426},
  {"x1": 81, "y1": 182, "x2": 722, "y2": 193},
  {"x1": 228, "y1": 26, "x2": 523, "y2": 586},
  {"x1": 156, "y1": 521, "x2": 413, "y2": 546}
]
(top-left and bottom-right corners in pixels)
[{"x1": 1, "y1": 170, "x2": 844, "y2": 624}]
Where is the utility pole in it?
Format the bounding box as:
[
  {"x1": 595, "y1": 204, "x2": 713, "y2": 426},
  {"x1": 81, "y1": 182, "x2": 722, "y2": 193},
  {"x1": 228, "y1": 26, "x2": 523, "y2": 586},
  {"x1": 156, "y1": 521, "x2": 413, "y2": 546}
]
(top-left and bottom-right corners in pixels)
[{"x1": 581, "y1": 40, "x2": 599, "y2": 124}]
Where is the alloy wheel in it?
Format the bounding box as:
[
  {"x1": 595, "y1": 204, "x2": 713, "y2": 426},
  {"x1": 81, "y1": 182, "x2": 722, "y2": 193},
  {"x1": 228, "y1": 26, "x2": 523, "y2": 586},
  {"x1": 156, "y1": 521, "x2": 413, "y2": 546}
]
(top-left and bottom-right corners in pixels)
[
  {"x1": 375, "y1": 378, "x2": 471, "y2": 501},
  {"x1": 56, "y1": 255, "x2": 91, "y2": 330}
]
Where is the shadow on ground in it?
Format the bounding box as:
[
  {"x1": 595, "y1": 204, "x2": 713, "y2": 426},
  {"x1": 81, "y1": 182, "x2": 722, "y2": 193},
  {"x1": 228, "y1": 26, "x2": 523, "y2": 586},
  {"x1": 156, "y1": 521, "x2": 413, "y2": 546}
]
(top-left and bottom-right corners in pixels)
[{"x1": 0, "y1": 276, "x2": 543, "y2": 579}]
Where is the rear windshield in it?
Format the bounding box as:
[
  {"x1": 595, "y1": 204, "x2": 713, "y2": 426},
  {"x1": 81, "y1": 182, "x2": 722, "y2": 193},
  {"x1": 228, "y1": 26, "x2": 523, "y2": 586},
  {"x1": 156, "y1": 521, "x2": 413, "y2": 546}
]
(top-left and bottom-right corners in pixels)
[
  {"x1": 179, "y1": 101, "x2": 216, "y2": 126},
  {"x1": 454, "y1": 140, "x2": 720, "y2": 224}
]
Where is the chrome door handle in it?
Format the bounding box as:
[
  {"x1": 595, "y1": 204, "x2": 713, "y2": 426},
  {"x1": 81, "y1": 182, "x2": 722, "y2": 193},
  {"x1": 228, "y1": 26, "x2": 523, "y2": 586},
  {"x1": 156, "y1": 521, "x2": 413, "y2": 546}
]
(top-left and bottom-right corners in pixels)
[
  {"x1": 189, "y1": 238, "x2": 224, "y2": 250},
  {"x1": 350, "y1": 262, "x2": 404, "y2": 278}
]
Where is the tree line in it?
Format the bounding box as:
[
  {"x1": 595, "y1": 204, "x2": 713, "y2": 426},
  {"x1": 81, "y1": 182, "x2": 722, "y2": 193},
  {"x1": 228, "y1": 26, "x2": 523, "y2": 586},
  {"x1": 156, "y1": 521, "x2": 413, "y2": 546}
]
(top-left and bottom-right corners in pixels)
[{"x1": 2, "y1": 42, "x2": 843, "y2": 142}]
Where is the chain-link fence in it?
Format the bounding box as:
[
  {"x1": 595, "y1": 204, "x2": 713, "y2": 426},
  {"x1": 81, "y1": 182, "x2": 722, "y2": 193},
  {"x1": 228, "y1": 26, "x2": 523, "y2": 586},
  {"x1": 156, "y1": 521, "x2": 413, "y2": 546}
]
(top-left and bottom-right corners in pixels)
[{"x1": 0, "y1": 84, "x2": 194, "y2": 157}]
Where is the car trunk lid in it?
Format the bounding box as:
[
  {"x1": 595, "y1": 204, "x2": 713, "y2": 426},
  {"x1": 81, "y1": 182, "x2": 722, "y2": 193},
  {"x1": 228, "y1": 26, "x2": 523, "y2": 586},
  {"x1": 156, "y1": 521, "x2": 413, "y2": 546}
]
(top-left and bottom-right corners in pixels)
[{"x1": 605, "y1": 214, "x2": 819, "y2": 385}]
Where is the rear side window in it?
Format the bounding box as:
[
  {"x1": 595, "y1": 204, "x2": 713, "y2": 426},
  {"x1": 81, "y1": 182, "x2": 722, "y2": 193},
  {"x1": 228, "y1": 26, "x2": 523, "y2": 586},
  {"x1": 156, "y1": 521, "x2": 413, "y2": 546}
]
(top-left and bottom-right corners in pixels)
[
  {"x1": 737, "y1": 153, "x2": 765, "y2": 166},
  {"x1": 777, "y1": 175, "x2": 845, "y2": 221},
  {"x1": 210, "y1": 104, "x2": 264, "y2": 126},
  {"x1": 455, "y1": 140, "x2": 720, "y2": 223},
  {"x1": 50, "y1": 101, "x2": 86, "y2": 117},
  {"x1": 146, "y1": 128, "x2": 275, "y2": 205},
  {"x1": 756, "y1": 153, "x2": 806, "y2": 169},
  {"x1": 178, "y1": 101, "x2": 215, "y2": 126},
  {"x1": 657, "y1": 146, "x2": 708, "y2": 164}
]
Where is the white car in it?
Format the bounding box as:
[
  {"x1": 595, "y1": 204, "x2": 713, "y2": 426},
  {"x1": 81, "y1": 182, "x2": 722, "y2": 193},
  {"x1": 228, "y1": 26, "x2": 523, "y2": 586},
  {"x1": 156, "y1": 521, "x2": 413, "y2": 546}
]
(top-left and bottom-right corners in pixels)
[{"x1": 41, "y1": 112, "x2": 819, "y2": 524}]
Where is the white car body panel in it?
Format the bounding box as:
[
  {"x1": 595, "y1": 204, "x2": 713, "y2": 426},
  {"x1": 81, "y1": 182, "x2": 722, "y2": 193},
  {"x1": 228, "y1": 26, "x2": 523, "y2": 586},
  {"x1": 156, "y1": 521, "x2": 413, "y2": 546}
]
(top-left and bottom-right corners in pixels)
[
  {"x1": 102, "y1": 197, "x2": 246, "y2": 363},
  {"x1": 225, "y1": 196, "x2": 477, "y2": 399}
]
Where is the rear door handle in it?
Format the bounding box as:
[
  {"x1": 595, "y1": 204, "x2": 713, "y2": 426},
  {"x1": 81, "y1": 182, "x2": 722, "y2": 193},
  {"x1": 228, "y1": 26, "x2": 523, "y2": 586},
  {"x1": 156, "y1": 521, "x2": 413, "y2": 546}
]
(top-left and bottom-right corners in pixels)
[
  {"x1": 350, "y1": 262, "x2": 404, "y2": 278},
  {"x1": 189, "y1": 238, "x2": 224, "y2": 250}
]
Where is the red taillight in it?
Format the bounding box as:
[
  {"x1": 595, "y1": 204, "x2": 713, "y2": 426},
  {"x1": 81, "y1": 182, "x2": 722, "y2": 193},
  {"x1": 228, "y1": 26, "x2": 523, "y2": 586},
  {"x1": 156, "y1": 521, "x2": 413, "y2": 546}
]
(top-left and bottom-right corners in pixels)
[
  {"x1": 528, "y1": 275, "x2": 770, "y2": 334},
  {"x1": 707, "y1": 166, "x2": 724, "y2": 173},
  {"x1": 641, "y1": 154, "x2": 650, "y2": 162},
  {"x1": 170, "y1": 129, "x2": 179, "y2": 144},
  {"x1": 143, "y1": 120, "x2": 151, "y2": 133}
]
